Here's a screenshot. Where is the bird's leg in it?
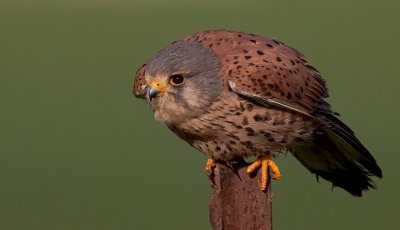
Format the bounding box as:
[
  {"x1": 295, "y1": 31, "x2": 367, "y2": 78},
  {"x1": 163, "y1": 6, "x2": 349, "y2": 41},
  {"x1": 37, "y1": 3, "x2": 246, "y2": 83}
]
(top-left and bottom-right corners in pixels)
[
  {"x1": 205, "y1": 158, "x2": 216, "y2": 175},
  {"x1": 246, "y1": 156, "x2": 281, "y2": 191}
]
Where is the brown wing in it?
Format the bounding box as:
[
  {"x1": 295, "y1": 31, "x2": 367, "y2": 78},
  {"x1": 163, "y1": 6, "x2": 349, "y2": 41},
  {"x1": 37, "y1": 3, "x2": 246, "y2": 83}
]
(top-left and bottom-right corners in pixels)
[
  {"x1": 133, "y1": 62, "x2": 149, "y2": 99},
  {"x1": 184, "y1": 30, "x2": 329, "y2": 116}
]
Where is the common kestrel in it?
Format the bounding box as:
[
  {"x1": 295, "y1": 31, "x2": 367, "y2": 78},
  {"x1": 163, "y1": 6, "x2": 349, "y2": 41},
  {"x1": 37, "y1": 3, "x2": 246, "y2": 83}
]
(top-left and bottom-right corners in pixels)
[{"x1": 133, "y1": 30, "x2": 382, "y2": 196}]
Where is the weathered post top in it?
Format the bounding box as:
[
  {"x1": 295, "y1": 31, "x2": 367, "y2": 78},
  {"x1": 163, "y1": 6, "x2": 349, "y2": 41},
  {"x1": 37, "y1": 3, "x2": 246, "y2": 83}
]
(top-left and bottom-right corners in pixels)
[{"x1": 208, "y1": 162, "x2": 273, "y2": 230}]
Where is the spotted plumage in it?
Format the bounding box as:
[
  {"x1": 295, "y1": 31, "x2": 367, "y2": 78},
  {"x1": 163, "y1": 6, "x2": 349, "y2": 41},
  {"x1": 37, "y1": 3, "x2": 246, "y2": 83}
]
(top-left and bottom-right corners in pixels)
[{"x1": 133, "y1": 30, "x2": 382, "y2": 196}]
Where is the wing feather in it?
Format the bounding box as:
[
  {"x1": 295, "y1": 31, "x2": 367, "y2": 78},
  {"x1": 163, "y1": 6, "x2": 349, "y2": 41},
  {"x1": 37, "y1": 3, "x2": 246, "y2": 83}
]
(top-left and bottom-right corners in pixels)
[{"x1": 184, "y1": 30, "x2": 329, "y2": 115}]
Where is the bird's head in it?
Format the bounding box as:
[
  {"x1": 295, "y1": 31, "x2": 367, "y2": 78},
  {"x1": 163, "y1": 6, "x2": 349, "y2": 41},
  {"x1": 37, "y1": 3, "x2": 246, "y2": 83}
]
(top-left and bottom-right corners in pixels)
[{"x1": 133, "y1": 41, "x2": 223, "y2": 124}]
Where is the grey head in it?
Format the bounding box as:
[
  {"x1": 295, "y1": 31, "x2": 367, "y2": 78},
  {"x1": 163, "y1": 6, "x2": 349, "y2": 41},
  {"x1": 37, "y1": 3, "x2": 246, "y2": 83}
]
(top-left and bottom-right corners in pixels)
[{"x1": 141, "y1": 40, "x2": 222, "y2": 124}]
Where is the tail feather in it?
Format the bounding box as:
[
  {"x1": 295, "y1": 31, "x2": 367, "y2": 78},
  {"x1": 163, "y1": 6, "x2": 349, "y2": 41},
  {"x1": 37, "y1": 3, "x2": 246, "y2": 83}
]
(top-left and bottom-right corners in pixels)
[{"x1": 291, "y1": 113, "x2": 382, "y2": 197}]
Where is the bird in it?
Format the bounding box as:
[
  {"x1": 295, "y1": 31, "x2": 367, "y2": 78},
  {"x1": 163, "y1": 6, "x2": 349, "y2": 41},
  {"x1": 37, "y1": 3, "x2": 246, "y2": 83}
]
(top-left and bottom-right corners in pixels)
[{"x1": 133, "y1": 29, "x2": 382, "y2": 197}]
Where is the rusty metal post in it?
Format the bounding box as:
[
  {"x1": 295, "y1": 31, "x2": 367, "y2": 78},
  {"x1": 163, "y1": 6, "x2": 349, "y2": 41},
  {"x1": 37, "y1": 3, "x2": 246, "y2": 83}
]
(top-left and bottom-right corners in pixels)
[{"x1": 208, "y1": 162, "x2": 273, "y2": 230}]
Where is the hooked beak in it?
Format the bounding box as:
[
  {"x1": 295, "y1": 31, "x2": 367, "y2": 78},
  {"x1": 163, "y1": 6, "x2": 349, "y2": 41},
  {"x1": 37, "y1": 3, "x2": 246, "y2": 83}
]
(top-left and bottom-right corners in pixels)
[{"x1": 149, "y1": 81, "x2": 166, "y2": 101}]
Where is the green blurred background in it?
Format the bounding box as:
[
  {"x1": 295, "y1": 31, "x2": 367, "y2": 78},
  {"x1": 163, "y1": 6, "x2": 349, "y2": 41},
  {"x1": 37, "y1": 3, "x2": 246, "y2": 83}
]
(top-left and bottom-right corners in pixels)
[{"x1": 1, "y1": 0, "x2": 399, "y2": 229}]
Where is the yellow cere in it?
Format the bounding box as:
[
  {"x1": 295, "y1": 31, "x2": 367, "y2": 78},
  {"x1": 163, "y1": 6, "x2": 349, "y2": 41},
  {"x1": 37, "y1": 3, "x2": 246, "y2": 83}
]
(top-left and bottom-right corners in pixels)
[{"x1": 150, "y1": 81, "x2": 167, "y2": 92}]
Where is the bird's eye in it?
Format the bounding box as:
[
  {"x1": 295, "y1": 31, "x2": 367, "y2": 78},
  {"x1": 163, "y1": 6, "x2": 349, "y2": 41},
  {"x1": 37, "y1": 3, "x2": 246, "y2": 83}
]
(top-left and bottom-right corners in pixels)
[{"x1": 169, "y1": 74, "x2": 186, "y2": 86}]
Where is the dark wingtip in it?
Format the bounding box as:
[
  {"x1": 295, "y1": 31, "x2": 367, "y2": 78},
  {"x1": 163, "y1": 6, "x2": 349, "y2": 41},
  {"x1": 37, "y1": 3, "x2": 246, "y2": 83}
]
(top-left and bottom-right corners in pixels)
[
  {"x1": 375, "y1": 166, "x2": 383, "y2": 178},
  {"x1": 315, "y1": 165, "x2": 379, "y2": 197}
]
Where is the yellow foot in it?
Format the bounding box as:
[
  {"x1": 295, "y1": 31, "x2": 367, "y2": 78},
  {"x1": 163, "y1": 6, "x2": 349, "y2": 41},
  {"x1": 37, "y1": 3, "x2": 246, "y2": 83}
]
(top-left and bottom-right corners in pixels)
[
  {"x1": 205, "y1": 158, "x2": 216, "y2": 174},
  {"x1": 246, "y1": 156, "x2": 281, "y2": 191}
]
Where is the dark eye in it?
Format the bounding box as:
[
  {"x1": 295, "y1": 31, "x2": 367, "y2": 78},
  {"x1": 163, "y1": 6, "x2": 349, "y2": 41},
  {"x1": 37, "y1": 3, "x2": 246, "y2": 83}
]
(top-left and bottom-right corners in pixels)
[{"x1": 169, "y1": 74, "x2": 186, "y2": 86}]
